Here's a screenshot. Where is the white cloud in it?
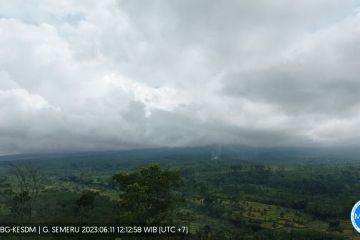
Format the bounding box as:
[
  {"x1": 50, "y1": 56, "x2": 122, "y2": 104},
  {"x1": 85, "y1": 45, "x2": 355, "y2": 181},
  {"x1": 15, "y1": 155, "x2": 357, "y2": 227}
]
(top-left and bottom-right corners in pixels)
[{"x1": 0, "y1": 0, "x2": 360, "y2": 153}]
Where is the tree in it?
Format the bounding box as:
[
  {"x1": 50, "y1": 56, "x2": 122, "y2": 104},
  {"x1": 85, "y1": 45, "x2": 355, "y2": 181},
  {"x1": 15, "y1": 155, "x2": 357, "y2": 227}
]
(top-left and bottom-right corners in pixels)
[
  {"x1": 75, "y1": 190, "x2": 98, "y2": 223},
  {"x1": 7, "y1": 163, "x2": 44, "y2": 222},
  {"x1": 113, "y1": 164, "x2": 181, "y2": 224}
]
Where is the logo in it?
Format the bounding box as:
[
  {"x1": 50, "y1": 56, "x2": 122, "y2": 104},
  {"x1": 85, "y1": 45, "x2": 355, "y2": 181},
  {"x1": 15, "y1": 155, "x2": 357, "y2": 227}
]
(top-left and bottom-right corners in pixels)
[{"x1": 351, "y1": 200, "x2": 360, "y2": 233}]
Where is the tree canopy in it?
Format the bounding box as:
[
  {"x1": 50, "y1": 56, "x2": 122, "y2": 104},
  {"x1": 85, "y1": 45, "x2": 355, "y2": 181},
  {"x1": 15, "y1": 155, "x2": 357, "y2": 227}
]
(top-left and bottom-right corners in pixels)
[{"x1": 113, "y1": 164, "x2": 181, "y2": 224}]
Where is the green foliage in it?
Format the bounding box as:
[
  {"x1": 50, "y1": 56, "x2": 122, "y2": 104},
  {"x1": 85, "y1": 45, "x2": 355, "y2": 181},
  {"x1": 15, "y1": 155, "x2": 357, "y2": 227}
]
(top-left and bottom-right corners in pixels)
[
  {"x1": 75, "y1": 190, "x2": 98, "y2": 222},
  {"x1": 10, "y1": 191, "x2": 31, "y2": 222},
  {"x1": 113, "y1": 164, "x2": 181, "y2": 224},
  {"x1": 1, "y1": 151, "x2": 360, "y2": 239}
]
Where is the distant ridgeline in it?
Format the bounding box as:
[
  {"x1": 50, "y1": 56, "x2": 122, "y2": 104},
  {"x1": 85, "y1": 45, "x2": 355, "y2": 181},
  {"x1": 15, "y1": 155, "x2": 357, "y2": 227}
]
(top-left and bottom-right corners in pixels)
[{"x1": 0, "y1": 146, "x2": 359, "y2": 239}]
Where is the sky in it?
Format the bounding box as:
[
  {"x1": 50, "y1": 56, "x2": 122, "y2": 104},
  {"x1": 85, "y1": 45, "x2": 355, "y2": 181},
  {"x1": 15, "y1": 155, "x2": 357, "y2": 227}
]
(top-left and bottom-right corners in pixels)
[{"x1": 1, "y1": 0, "x2": 360, "y2": 154}]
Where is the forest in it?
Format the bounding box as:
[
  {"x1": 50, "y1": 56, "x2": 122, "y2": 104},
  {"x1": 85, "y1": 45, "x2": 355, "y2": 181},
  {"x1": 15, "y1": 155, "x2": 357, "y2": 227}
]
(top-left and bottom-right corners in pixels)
[{"x1": 0, "y1": 146, "x2": 359, "y2": 239}]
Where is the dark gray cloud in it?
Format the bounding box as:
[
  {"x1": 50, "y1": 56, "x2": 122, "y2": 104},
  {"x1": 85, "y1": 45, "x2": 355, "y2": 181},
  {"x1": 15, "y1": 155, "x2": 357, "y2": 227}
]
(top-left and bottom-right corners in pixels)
[{"x1": 0, "y1": 0, "x2": 360, "y2": 154}]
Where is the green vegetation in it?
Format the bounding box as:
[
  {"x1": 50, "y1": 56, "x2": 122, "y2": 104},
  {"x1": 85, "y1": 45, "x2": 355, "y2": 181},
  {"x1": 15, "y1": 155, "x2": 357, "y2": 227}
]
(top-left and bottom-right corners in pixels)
[
  {"x1": 113, "y1": 164, "x2": 180, "y2": 224},
  {"x1": 0, "y1": 147, "x2": 359, "y2": 239}
]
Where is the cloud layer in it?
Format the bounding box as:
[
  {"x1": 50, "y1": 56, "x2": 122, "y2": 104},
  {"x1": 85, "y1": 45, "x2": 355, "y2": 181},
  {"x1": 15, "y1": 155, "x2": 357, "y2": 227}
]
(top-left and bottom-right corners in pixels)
[{"x1": 1, "y1": 0, "x2": 360, "y2": 153}]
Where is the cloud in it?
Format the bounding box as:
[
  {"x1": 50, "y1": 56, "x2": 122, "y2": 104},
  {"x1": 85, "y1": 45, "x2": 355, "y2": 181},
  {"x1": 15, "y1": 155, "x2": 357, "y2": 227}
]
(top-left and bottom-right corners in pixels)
[
  {"x1": 223, "y1": 14, "x2": 360, "y2": 115},
  {"x1": 0, "y1": 0, "x2": 360, "y2": 153}
]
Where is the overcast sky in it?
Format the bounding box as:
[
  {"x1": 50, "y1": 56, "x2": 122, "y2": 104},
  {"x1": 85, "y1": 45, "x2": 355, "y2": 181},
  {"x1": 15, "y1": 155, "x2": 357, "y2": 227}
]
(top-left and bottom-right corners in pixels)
[{"x1": 1, "y1": 0, "x2": 360, "y2": 154}]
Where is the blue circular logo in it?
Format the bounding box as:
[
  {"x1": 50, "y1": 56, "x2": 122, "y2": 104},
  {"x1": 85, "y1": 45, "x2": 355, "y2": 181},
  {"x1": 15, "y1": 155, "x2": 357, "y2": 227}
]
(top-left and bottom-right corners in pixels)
[{"x1": 351, "y1": 201, "x2": 360, "y2": 233}]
